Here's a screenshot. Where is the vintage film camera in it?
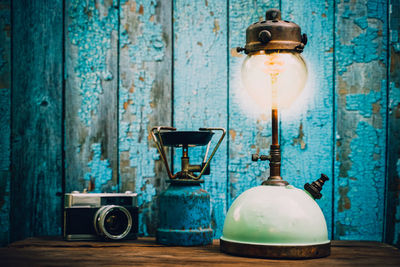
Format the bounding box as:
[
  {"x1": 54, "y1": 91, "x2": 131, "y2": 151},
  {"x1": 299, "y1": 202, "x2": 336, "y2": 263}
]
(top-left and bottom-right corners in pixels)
[{"x1": 64, "y1": 191, "x2": 138, "y2": 241}]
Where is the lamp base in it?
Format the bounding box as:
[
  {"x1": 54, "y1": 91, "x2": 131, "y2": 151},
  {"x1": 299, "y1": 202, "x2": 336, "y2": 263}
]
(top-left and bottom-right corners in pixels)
[{"x1": 220, "y1": 239, "x2": 330, "y2": 259}]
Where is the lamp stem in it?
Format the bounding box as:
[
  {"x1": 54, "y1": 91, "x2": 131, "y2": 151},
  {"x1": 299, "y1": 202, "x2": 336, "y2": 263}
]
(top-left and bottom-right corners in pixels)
[
  {"x1": 272, "y1": 108, "x2": 279, "y2": 146},
  {"x1": 262, "y1": 108, "x2": 288, "y2": 186}
]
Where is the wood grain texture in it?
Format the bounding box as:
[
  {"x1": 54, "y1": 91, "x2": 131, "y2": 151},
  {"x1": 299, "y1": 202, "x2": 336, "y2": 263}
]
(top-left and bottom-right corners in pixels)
[
  {"x1": 119, "y1": 0, "x2": 172, "y2": 236},
  {"x1": 173, "y1": 0, "x2": 228, "y2": 237},
  {"x1": 11, "y1": 0, "x2": 63, "y2": 241},
  {"x1": 65, "y1": 0, "x2": 119, "y2": 193},
  {"x1": 386, "y1": 0, "x2": 400, "y2": 247},
  {"x1": 1, "y1": 237, "x2": 400, "y2": 266},
  {"x1": 334, "y1": 0, "x2": 388, "y2": 240},
  {"x1": 228, "y1": 0, "x2": 279, "y2": 205},
  {"x1": 280, "y1": 0, "x2": 334, "y2": 238},
  {"x1": 0, "y1": 171, "x2": 9, "y2": 245},
  {"x1": 0, "y1": 0, "x2": 10, "y2": 246}
]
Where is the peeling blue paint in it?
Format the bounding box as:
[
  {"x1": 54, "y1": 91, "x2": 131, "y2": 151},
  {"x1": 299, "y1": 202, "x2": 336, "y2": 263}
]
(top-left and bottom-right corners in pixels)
[
  {"x1": 0, "y1": 89, "x2": 10, "y2": 170},
  {"x1": 120, "y1": 0, "x2": 164, "y2": 63},
  {"x1": 354, "y1": 17, "x2": 368, "y2": 30},
  {"x1": 119, "y1": 110, "x2": 160, "y2": 181},
  {"x1": 174, "y1": 0, "x2": 228, "y2": 238},
  {"x1": 346, "y1": 90, "x2": 381, "y2": 117},
  {"x1": 337, "y1": 28, "x2": 380, "y2": 74},
  {"x1": 280, "y1": 0, "x2": 334, "y2": 239},
  {"x1": 0, "y1": 48, "x2": 5, "y2": 71},
  {"x1": 0, "y1": 0, "x2": 10, "y2": 172},
  {"x1": 334, "y1": 0, "x2": 387, "y2": 241},
  {"x1": 119, "y1": 0, "x2": 165, "y2": 236},
  {"x1": 67, "y1": 0, "x2": 118, "y2": 126},
  {"x1": 336, "y1": 0, "x2": 387, "y2": 74},
  {"x1": 388, "y1": 0, "x2": 400, "y2": 247},
  {"x1": 84, "y1": 143, "x2": 115, "y2": 192},
  {"x1": 0, "y1": 0, "x2": 10, "y2": 246},
  {"x1": 135, "y1": 180, "x2": 157, "y2": 235},
  {"x1": 336, "y1": 121, "x2": 384, "y2": 240},
  {"x1": 139, "y1": 181, "x2": 156, "y2": 206},
  {"x1": 367, "y1": 0, "x2": 386, "y2": 19},
  {"x1": 352, "y1": 28, "x2": 380, "y2": 60},
  {"x1": 341, "y1": 6, "x2": 354, "y2": 19},
  {"x1": 0, "y1": 4, "x2": 9, "y2": 72},
  {"x1": 390, "y1": 30, "x2": 400, "y2": 52},
  {"x1": 391, "y1": 30, "x2": 399, "y2": 43}
]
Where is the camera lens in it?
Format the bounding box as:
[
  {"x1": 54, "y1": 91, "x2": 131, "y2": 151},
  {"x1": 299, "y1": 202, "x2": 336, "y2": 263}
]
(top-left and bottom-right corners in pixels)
[
  {"x1": 104, "y1": 209, "x2": 129, "y2": 235},
  {"x1": 94, "y1": 205, "x2": 132, "y2": 240}
]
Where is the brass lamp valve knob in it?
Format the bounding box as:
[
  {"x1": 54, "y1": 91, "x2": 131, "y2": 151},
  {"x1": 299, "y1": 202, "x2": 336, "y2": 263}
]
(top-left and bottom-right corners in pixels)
[
  {"x1": 304, "y1": 174, "x2": 329, "y2": 199},
  {"x1": 258, "y1": 30, "x2": 272, "y2": 43},
  {"x1": 251, "y1": 154, "x2": 271, "y2": 162},
  {"x1": 236, "y1": 47, "x2": 246, "y2": 53}
]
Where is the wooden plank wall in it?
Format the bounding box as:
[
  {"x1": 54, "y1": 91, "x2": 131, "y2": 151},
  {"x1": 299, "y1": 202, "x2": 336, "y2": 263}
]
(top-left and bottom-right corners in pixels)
[
  {"x1": 10, "y1": 0, "x2": 63, "y2": 242},
  {"x1": 1, "y1": 0, "x2": 399, "y2": 247},
  {"x1": 280, "y1": 0, "x2": 334, "y2": 238},
  {"x1": 334, "y1": 0, "x2": 387, "y2": 241},
  {"x1": 65, "y1": 0, "x2": 119, "y2": 193},
  {"x1": 387, "y1": 0, "x2": 400, "y2": 247},
  {"x1": 0, "y1": 0, "x2": 10, "y2": 246},
  {"x1": 118, "y1": 0, "x2": 172, "y2": 236},
  {"x1": 173, "y1": 0, "x2": 228, "y2": 238}
]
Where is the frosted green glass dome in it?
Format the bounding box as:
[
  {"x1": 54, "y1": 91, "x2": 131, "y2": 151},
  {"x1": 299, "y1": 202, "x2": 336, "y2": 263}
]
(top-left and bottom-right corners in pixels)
[{"x1": 221, "y1": 185, "x2": 329, "y2": 247}]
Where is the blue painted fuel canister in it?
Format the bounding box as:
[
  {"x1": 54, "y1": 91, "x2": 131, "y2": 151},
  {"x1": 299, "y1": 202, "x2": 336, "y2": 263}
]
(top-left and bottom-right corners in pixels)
[
  {"x1": 156, "y1": 180, "x2": 213, "y2": 246},
  {"x1": 150, "y1": 126, "x2": 226, "y2": 246}
]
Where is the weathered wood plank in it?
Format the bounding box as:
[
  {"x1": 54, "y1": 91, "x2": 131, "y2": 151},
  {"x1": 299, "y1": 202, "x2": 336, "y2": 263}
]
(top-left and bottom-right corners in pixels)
[
  {"x1": 0, "y1": 0, "x2": 10, "y2": 246},
  {"x1": 11, "y1": 0, "x2": 63, "y2": 241},
  {"x1": 119, "y1": 0, "x2": 172, "y2": 236},
  {"x1": 65, "y1": 0, "x2": 119, "y2": 193},
  {"x1": 386, "y1": 0, "x2": 400, "y2": 247},
  {"x1": 228, "y1": 0, "x2": 279, "y2": 205},
  {"x1": 0, "y1": 171, "x2": 9, "y2": 245},
  {"x1": 173, "y1": 0, "x2": 228, "y2": 238},
  {"x1": 334, "y1": 0, "x2": 388, "y2": 240},
  {"x1": 280, "y1": 0, "x2": 334, "y2": 238}
]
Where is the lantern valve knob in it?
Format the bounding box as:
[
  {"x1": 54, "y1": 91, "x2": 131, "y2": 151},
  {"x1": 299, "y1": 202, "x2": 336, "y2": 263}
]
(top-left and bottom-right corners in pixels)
[
  {"x1": 304, "y1": 174, "x2": 329, "y2": 199},
  {"x1": 258, "y1": 30, "x2": 272, "y2": 43},
  {"x1": 236, "y1": 47, "x2": 246, "y2": 53},
  {"x1": 252, "y1": 154, "x2": 271, "y2": 162}
]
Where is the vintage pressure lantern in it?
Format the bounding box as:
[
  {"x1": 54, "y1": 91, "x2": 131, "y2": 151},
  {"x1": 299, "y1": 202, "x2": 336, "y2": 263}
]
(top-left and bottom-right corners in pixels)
[
  {"x1": 220, "y1": 9, "x2": 330, "y2": 258},
  {"x1": 151, "y1": 126, "x2": 225, "y2": 246}
]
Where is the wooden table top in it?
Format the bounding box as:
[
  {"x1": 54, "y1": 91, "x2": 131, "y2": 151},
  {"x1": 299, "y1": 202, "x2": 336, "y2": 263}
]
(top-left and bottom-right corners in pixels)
[{"x1": 0, "y1": 237, "x2": 399, "y2": 266}]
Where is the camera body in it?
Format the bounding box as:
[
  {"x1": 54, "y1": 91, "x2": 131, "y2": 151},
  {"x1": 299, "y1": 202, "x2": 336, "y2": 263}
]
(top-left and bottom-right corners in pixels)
[{"x1": 64, "y1": 192, "x2": 138, "y2": 241}]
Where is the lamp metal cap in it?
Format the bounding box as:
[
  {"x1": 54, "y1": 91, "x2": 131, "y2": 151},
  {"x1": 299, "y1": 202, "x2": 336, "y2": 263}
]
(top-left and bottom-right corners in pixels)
[{"x1": 243, "y1": 9, "x2": 307, "y2": 54}]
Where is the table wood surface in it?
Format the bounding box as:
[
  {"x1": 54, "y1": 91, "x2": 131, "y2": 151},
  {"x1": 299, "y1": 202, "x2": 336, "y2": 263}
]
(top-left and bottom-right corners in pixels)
[{"x1": 0, "y1": 237, "x2": 399, "y2": 266}]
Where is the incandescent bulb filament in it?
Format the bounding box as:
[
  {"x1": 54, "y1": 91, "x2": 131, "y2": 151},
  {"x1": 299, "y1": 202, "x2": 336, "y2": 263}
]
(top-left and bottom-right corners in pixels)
[{"x1": 241, "y1": 51, "x2": 308, "y2": 111}]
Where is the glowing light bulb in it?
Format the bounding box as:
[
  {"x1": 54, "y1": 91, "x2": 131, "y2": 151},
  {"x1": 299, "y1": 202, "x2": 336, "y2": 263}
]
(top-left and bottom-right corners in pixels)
[{"x1": 241, "y1": 51, "x2": 308, "y2": 110}]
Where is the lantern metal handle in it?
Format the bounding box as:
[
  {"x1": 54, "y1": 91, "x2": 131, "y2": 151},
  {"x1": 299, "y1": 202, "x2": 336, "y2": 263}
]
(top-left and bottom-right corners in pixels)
[
  {"x1": 151, "y1": 126, "x2": 178, "y2": 180},
  {"x1": 151, "y1": 126, "x2": 226, "y2": 181},
  {"x1": 189, "y1": 127, "x2": 226, "y2": 180}
]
